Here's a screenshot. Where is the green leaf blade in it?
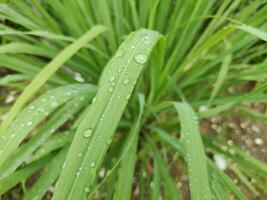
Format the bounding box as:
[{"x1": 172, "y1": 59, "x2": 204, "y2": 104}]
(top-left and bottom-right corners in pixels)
[
  {"x1": 173, "y1": 102, "x2": 212, "y2": 200},
  {"x1": 53, "y1": 29, "x2": 163, "y2": 200}
]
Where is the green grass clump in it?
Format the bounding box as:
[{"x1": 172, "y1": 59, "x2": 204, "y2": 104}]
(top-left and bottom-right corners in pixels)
[{"x1": 0, "y1": 1, "x2": 267, "y2": 200}]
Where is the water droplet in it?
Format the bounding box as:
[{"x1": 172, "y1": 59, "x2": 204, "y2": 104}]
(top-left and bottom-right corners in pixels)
[
  {"x1": 84, "y1": 129, "x2": 93, "y2": 138},
  {"x1": 115, "y1": 49, "x2": 125, "y2": 57},
  {"x1": 130, "y1": 44, "x2": 136, "y2": 49},
  {"x1": 108, "y1": 87, "x2": 114, "y2": 93},
  {"x1": 133, "y1": 80, "x2": 137, "y2": 85},
  {"x1": 123, "y1": 79, "x2": 129, "y2": 85},
  {"x1": 90, "y1": 161, "x2": 96, "y2": 168},
  {"x1": 51, "y1": 102, "x2": 58, "y2": 108},
  {"x1": 78, "y1": 152, "x2": 82, "y2": 157},
  {"x1": 27, "y1": 121, "x2": 33, "y2": 126},
  {"x1": 29, "y1": 105, "x2": 35, "y2": 110},
  {"x1": 11, "y1": 134, "x2": 15, "y2": 138},
  {"x1": 118, "y1": 68, "x2": 122, "y2": 73},
  {"x1": 134, "y1": 53, "x2": 148, "y2": 64},
  {"x1": 109, "y1": 76, "x2": 115, "y2": 82},
  {"x1": 84, "y1": 187, "x2": 90, "y2": 193}
]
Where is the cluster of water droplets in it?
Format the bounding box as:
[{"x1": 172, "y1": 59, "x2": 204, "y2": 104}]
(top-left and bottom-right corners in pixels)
[{"x1": 1, "y1": 87, "x2": 84, "y2": 185}]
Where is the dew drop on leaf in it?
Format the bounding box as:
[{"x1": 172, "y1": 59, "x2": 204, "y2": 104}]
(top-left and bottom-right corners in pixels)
[
  {"x1": 27, "y1": 121, "x2": 33, "y2": 126},
  {"x1": 115, "y1": 49, "x2": 125, "y2": 57},
  {"x1": 83, "y1": 129, "x2": 93, "y2": 138},
  {"x1": 109, "y1": 76, "x2": 115, "y2": 82},
  {"x1": 84, "y1": 187, "x2": 90, "y2": 193},
  {"x1": 108, "y1": 87, "x2": 114, "y2": 93},
  {"x1": 51, "y1": 102, "x2": 58, "y2": 108},
  {"x1": 123, "y1": 79, "x2": 129, "y2": 85},
  {"x1": 90, "y1": 161, "x2": 96, "y2": 168},
  {"x1": 134, "y1": 54, "x2": 148, "y2": 64},
  {"x1": 144, "y1": 35, "x2": 150, "y2": 40}
]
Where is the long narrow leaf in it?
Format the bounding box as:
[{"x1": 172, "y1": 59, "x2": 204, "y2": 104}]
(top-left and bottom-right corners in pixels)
[
  {"x1": 0, "y1": 84, "x2": 95, "y2": 168},
  {"x1": 53, "y1": 29, "x2": 163, "y2": 200},
  {"x1": 0, "y1": 25, "x2": 106, "y2": 134},
  {"x1": 173, "y1": 102, "x2": 212, "y2": 200}
]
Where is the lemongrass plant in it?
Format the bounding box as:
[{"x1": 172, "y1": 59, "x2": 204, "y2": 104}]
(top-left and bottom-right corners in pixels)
[{"x1": 0, "y1": 1, "x2": 267, "y2": 200}]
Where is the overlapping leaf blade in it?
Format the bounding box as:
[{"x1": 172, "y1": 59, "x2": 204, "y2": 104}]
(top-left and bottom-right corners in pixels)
[
  {"x1": 0, "y1": 84, "x2": 96, "y2": 168},
  {"x1": 0, "y1": 25, "x2": 106, "y2": 134}
]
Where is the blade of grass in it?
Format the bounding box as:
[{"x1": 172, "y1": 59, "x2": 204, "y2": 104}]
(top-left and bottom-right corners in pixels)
[
  {"x1": 209, "y1": 171, "x2": 230, "y2": 200},
  {"x1": 173, "y1": 102, "x2": 212, "y2": 200},
  {"x1": 53, "y1": 29, "x2": 163, "y2": 200},
  {"x1": 147, "y1": 137, "x2": 182, "y2": 200},
  {"x1": 0, "y1": 4, "x2": 38, "y2": 30},
  {"x1": 113, "y1": 94, "x2": 145, "y2": 200},
  {"x1": 150, "y1": 153, "x2": 160, "y2": 200},
  {"x1": 24, "y1": 147, "x2": 68, "y2": 200},
  {"x1": 30, "y1": 130, "x2": 74, "y2": 162},
  {"x1": 0, "y1": 153, "x2": 53, "y2": 195},
  {"x1": 208, "y1": 52, "x2": 232, "y2": 105},
  {"x1": 234, "y1": 23, "x2": 267, "y2": 41},
  {"x1": 0, "y1": 28, "x2": 106, "y2": 56},
  {"x1": 0, "y1": 90, "x2": 95, "y2": 180},
  {"x1": 154, "y1": 128, "x2": 246, "y2": 200},
  {"x1": 203, "y1": 135, "x2": 267, "y2": 178},
  {"x1": 0, "y1": 74, "x2": 28, "y2": 86},
  {"x1": 230, "y1": 164, "x2": 259, "y2": 196},
  {"x1": 0, "y1": 84, "x2": 94, "y2": 168},
  {"x1": 0, "y1": 25, "x2": 106, "y2": 135}
]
